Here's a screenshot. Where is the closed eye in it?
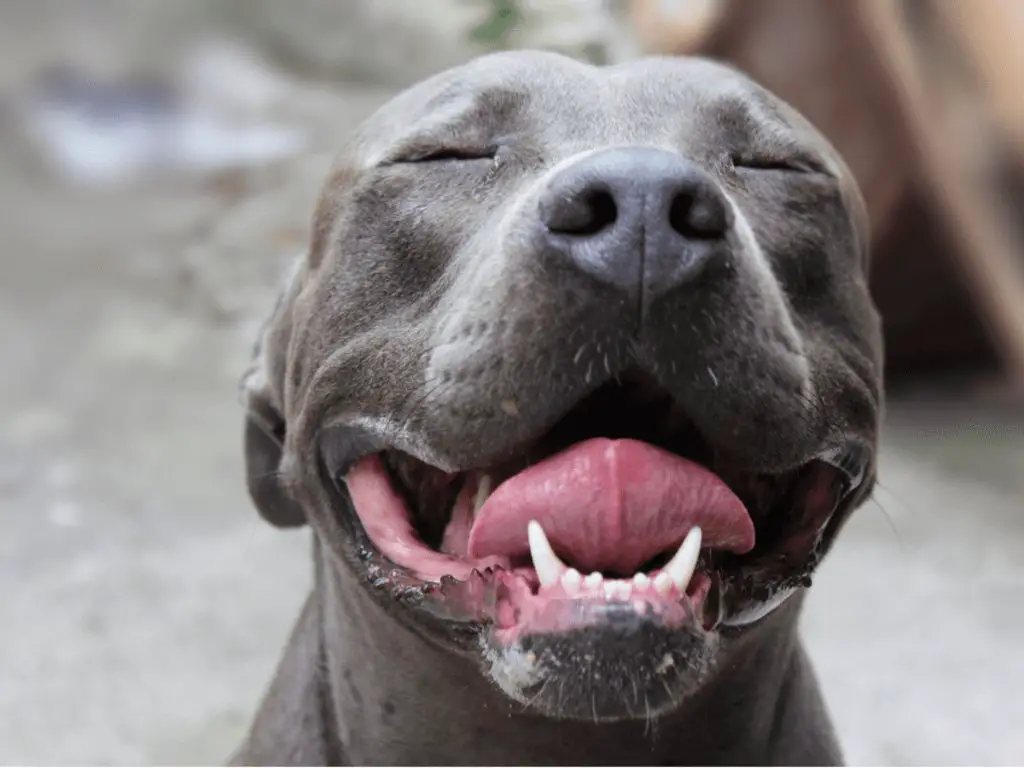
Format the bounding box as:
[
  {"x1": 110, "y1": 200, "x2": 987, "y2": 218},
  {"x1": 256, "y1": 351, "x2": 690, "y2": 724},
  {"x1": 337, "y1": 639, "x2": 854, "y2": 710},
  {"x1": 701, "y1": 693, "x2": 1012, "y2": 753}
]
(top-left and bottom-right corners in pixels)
[
  {"x1": 391, "y1": 146, "x2": 498, "y2": 164},
  {"x1": 731, "y1": 155, "x2": 830, "y2": 176}
]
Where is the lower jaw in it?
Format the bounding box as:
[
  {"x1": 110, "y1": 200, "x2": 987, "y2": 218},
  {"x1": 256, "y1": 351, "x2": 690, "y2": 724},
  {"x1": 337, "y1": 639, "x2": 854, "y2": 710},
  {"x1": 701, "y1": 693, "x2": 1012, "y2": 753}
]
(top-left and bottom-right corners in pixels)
[
  {"x1": 353, "y1": 538, "x2": 725, "y2": 721},
  {"x1": 345, "y1": 499, "x2": 815, "y2": 723}
]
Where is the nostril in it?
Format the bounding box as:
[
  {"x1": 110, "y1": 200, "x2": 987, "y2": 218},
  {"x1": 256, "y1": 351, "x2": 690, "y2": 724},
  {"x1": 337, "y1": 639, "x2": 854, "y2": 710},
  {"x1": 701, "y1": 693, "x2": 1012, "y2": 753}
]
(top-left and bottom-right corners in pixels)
[
  {"x1": 583, "y1": 190, "x2": 618, "y2": 235},
  {"x1": 668, "y1": 190, "x2": 728, "y2": 240},
  {"x1": 548, "y1": 188, "x2": 618, "y2": 236}
]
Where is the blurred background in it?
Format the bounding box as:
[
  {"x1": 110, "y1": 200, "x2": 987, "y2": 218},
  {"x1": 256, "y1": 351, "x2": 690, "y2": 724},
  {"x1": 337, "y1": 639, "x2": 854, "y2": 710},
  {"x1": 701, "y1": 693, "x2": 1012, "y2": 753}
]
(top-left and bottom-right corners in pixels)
[{"x1": 0, "y1": 0, "x2": 1021, "y2": 764}]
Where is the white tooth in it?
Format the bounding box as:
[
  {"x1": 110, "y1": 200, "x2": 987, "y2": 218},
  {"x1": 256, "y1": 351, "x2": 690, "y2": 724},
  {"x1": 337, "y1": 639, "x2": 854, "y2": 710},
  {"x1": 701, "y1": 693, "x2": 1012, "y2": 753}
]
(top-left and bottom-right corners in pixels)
[
  {"x1": 584, "y1": 572, "x2": 603, "y2": 590},
  {"x1": 653, "y1": 572, "x2": 673, "y2": 595},
  {"x1": 561, "y1": 568, "x2": 582, "y2": 596},
  {"x1": 604, "y1": 582, "x2": 618, "y2": 600},
  {"x1": 633, "y1": 573, "x2": 650, "y2": 590},
  {"x1": 665, "y1": 527, "x2": 702, "y2": 590},
  {"x1": 527, "y1": 520, "x2": 567, "y2": 587},
  {"x1": 615, "y1": 581, "x2": 633, "y2": 600},
  {"x1": 472, "y1": 475, "x2": 492, "y2": 516}
]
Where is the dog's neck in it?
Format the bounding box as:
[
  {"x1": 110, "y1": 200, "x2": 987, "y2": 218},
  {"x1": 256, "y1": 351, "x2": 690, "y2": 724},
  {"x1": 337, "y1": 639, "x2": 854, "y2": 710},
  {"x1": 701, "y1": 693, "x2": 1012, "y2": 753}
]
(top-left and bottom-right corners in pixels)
[{"x1": 304, "y1": 545, "x2": 841, "y2": 766}]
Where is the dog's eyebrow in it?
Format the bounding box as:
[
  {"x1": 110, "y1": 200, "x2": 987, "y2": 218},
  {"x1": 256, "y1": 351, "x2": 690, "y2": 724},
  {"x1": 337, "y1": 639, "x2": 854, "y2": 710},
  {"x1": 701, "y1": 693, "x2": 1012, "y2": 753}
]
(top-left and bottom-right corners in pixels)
[
  {"x1": 372, "y1": 86, "x2": 530, "y2": 162},
  {"x1": 707, "y1": 93, "x2": 832, "y2": 170},
  {"x1": 710, "y1": 94, "x2": 787, "y2": 140}
]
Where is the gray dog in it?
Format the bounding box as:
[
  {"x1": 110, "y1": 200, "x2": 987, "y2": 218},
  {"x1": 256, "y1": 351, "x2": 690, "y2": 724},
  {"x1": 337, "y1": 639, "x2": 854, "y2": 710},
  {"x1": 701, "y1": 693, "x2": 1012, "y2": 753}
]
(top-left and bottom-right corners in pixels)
[{"x1": 233, "y1": 50, "x2": 882, "y2": 765}]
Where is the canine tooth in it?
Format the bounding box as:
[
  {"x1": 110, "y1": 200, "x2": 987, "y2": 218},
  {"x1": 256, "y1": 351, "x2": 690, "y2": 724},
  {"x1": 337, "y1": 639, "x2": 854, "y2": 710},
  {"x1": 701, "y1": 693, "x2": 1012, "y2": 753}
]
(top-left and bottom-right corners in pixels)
[
  {"x1": 584, "y1": 572, "x2": 603, "y2": 590},
  {"x1": 653, "y1": 572, "x2": 673, "y2": 595},
  {"x1": 527, "y1": 520, "x2": 567, "y2": 587},
  {"x1": 633, "y1": 573, "x2": 650, "y2": 590},
  {"x1": 562, "y1": 568, "x2": 582, "y2": 596},
  {"x1": 666, "y1": 527, "x2": 702, "y2": 590},
  {"x1": 472, "y1": 475, "x2": 492, "y2": 516}
]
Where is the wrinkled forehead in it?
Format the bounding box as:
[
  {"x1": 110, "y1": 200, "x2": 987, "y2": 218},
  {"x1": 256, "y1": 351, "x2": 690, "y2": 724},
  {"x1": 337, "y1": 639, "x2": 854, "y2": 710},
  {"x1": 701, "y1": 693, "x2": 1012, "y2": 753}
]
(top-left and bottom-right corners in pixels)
[{"x1": 347, "y1": 51, "x2": 842, "y2": 170}]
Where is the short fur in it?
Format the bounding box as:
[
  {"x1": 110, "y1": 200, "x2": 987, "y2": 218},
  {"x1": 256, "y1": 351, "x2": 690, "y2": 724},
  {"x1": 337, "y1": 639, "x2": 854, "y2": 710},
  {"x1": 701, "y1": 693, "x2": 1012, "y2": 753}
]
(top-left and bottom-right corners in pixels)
[{"x1": 232, "y1": 51, "x2": 883, "y2": 766}]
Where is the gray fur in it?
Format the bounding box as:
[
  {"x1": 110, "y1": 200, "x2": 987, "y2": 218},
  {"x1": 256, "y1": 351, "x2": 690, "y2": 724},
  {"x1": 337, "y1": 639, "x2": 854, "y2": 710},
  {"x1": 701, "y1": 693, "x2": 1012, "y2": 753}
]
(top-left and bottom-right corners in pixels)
[{"x1": 232, "y1": 51, "x2": 882, "y2": 765}]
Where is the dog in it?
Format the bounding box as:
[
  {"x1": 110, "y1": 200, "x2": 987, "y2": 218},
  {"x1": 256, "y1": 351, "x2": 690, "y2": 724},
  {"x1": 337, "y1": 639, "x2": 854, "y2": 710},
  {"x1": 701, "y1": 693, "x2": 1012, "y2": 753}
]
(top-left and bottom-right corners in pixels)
[{"x1": 232, "y1": 50, "x2": 883, "y2": 765}]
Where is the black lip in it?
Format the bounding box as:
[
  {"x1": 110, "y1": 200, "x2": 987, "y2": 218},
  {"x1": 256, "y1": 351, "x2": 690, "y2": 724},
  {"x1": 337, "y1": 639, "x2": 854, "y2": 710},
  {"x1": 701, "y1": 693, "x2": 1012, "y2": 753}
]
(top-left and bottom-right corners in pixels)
[
  {"x1": 320, "y1": 425, "x2": 387, "y2": 478},
  {"x1": 817, "y1": 440, "x2": 872, "y2": 491},
  {"x1": 317, "y1": 449, "x2": 491, "y2": 652},
  {"x1": 717, "y1": 450, "x2": 872, "y2": 628}
]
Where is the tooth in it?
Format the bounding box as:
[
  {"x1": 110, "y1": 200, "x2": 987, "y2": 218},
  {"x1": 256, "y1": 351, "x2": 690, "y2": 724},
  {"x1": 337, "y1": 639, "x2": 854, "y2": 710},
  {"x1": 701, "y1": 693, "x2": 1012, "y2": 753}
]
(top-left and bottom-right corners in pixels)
[
  {"x1": 665, "y1": 527, "x2": 702, "y2": 590},
  {"x1": 472, "y1": 475, "x2": 492, "y2": 516},
  {"x1": 633, "y1": 573, "x2": 650, "y2": 590},
  {"x1": 584, "y1": 572, "x2": 603, "y2": 590},
  {"x1": 561, "y1": 568, "x2": 582, "y2": 596},
  {"x1": 604, "y1": 582, "x2": 618, "y2": 600},
  {"x1": 615, "y1": 581, "x2": 632, "y2": 600},
  {"x1": 653, "y1": 572, "x2": 673, "y2": 595},
  {"x1": 527, "y1": 520, "x2": 567, "y2": 587}
]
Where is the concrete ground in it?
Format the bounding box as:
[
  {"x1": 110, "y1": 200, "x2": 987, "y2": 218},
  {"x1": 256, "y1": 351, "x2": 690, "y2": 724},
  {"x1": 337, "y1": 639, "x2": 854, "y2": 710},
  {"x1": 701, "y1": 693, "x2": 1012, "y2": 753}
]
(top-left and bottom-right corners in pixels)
[{"x1": 1, "y1": 17, "x2": 1022, "y2": 767}]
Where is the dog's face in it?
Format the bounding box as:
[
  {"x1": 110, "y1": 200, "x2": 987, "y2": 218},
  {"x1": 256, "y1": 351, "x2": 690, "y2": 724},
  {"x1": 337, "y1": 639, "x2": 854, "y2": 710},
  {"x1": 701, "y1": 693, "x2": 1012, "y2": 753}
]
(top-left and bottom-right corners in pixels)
[{"x1": 243, "y1": 51, "x2": 882, "y2": 722}]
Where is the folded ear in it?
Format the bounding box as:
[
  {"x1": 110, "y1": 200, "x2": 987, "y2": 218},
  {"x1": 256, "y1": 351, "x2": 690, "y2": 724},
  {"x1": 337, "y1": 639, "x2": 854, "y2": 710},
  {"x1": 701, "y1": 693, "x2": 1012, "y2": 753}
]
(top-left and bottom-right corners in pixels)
[{"x1": 240, "y1": 259, "x2": 308, "y2": 528}]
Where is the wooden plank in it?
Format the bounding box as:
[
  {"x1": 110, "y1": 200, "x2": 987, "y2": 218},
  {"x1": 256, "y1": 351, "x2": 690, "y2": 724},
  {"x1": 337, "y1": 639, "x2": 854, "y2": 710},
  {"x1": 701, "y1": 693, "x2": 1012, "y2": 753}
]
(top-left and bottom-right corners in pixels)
[
  {"x1": 627, "y1": 0, "x2": 724, "y2": 55},
  {"x1": 931, "y1": 0, "x2": 1024, "y2": 158},
  {"x1": 856, "y1": 0, "x2": 1024, "y2": 385}
]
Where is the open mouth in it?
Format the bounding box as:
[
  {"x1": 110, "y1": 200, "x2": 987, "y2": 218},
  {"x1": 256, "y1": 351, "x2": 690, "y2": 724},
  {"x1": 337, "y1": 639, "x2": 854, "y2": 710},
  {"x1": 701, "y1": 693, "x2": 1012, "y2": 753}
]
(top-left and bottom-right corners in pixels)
[{"x1": 334, "y1": 369, "x2": 868, "y2": 643}]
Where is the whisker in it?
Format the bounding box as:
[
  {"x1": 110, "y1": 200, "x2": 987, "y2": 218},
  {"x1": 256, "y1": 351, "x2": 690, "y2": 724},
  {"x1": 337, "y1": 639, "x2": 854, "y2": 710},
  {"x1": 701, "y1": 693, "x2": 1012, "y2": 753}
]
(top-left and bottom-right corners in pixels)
[{"x1": 868, "y1": 480, "x2": 909, "y2": 550}]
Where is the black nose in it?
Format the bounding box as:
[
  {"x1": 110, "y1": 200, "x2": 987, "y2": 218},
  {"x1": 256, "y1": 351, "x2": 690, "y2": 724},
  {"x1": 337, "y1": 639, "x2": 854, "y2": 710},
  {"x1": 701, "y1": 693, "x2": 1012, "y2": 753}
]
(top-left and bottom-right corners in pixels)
[{"x1": 538, "y1": 147, "x2": 730, "y2": 307}]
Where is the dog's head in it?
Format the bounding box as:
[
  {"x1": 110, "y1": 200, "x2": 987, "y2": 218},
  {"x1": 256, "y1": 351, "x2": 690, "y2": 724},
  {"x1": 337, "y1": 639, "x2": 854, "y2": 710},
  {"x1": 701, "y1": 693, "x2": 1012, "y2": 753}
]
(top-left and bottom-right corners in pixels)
[{"x1": 242, "y1": 51, "x2": 882, "y2": 722}]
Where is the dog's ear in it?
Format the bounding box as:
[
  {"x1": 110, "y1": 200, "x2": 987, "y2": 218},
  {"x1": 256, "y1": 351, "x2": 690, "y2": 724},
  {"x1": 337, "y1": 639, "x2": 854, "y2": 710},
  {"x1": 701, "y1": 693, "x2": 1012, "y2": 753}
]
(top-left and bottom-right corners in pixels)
[
  {"x1": 240, "y1": 259, "x2": 308, "y2": 528},
  {"x1": 241, "y1": 164, "x2": 358, "y2": 528}
]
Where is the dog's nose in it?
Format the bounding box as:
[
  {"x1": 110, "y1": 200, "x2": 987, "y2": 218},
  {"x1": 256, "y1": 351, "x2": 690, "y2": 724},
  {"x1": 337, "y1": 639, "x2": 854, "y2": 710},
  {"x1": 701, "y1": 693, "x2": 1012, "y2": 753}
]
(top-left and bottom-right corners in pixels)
[{"x1": 538, "y1": 147, "x2": 730, "y2": 305}]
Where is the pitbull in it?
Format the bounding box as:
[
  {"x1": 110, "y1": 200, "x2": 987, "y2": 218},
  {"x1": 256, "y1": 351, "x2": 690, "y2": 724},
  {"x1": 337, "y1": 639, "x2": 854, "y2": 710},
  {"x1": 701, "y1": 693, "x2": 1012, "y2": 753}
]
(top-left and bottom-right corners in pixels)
[{"x1": 233, "y1": 50, "x2": 882, "y2": 765}]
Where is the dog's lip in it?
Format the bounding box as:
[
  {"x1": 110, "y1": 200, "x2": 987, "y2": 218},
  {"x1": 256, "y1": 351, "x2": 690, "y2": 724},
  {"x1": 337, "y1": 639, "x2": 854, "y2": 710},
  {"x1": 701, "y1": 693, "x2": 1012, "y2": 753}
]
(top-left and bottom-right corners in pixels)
[
  {"x1": 815, "y1": 440, "x2": 871, "y2": 491},
  {"x1": 317, "y1": 379, "x2": 873, "y2": 639},
  {"x1": 320, "y1": 415, "x2": 869, "y2": 637},
  {"x1": 319, "y1": 418, "x2": 439, "y2": 475},
  {"x1": 720, "y1": 584, "x2": 797, "y2": 627}
]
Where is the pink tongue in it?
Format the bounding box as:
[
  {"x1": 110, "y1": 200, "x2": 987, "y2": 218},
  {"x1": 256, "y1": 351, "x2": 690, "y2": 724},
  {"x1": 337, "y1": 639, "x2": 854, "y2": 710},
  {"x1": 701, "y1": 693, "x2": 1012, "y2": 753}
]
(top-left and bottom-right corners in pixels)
[{"x1": 466, "y1": 438, "x2": 754, "y2": 574}]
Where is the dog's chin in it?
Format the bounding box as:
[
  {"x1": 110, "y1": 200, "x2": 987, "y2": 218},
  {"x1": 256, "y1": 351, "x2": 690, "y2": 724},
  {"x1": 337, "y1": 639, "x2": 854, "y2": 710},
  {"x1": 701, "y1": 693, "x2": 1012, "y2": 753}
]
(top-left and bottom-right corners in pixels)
[
  {"x1": 483, "y1": 592, "x2": 718, "y2": 721},
  {"x1": 317, "y1": 370, "x2": 871, "y2": 722}
]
